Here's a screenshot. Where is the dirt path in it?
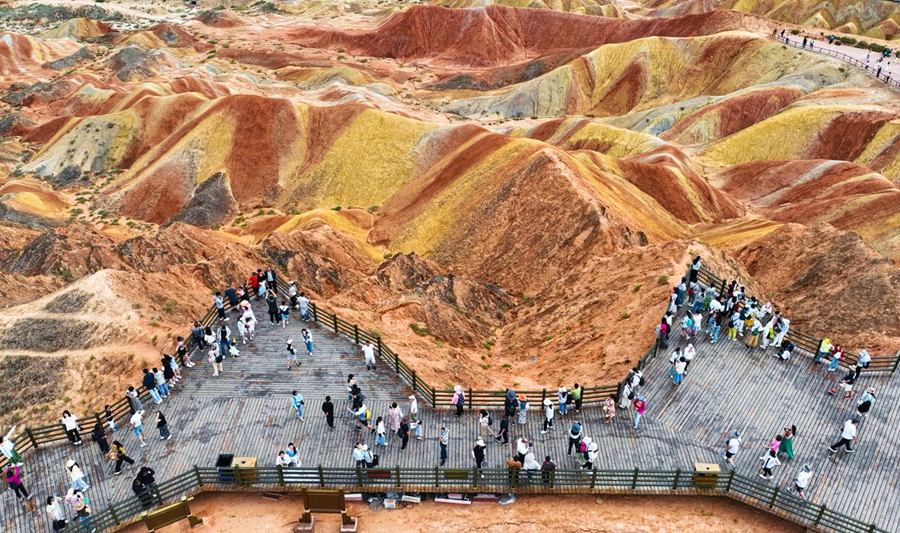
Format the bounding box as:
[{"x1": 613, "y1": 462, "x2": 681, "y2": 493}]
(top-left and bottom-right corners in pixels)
[{"x1": 120, "y1": 492, "x2": 803, "y2": 533}]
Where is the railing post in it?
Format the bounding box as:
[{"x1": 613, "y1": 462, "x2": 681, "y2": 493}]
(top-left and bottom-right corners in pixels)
[
  {"x1": 332, "y1": 313, "x2": 338, "y2": 334},
  {"x1": 25, "y1": 428, "x2": 38, "y2": 448},
  {"x1": 318, "y1": 465, "x2": 325, "y2": 488},
  {"x1": 431, "y1": 386, "x2": 437, "y2": 409},
  {"x1": 725, "y1": 469, "x2": 734, "y2": 492},
  {"x1": 235, "y1": 466, "x2": 244, "y2": 487},
  {"x1": 277, "y1": 465, "x2": 285, "y2": 487},
  {"x1": 395, "y1": 351, "x2": 400, "y2": 375},
  {"x1": 541, "y1": 388, "x2": 546, "y2": 406},
  {"x1": 631, "y1": 467, "x2": 639, "y2": 490},
  {"x1": 377, "y1": 337, "x2": 383, "y2": 358},
  {"x1": 768, "y1": 486, "x2": 779, "y2": 508},
  {"x1": 468, "y1": 388, "x2": 473, "y2": 410},
  {"x1": 355, "y1": 466, "x2": 363, "y2": 488},
  {"x1": 813, "y1": 504, "x2": 826, "y2": 526},
  {"x1": 354, "y1": 324, "x2": 359, "y2": 345},
  {"x1": 412, "y1": 371, "x2": 418, "y2": 392},
  {"x1": 892, "y1": 348, "x2": 900, "y2": 373},
  {"x1": 673, "y1": 468, "x2": 681, "y2": 490},
  {"x1": 395, "y1": 466, "x2": 401, "y2": 489},
  {"x1": 435, "y1": 467, "x2": 440, "y2": 488},
  {"x1": 867, "y1": 525, "x2": 878, "y2": 533},
  {"x1": 109, "y1": 502, "x2": 120, "y2": 525},
  {"x1": 193, "y1": 465, "x2": 202, "y2": 487},
  {"x1": 590, "y1": 468, "x2": 597, "y2": 490},
  {"x1": 311, "y1": 303, "x2": 318, "y2": 323}
]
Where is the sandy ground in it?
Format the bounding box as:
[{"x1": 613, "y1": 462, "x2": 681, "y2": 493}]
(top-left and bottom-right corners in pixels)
[{"x1": 119, "y1": 492, "x2": 803, "y2": 533}]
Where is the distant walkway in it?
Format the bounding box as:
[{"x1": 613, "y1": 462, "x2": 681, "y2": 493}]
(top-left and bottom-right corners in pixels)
[
  {"x1": 775, "y1": 33, "x2": 900, "y2": 89},
  {"x1": 2, "y1": 296, "x2": 899, "y2": 533}
]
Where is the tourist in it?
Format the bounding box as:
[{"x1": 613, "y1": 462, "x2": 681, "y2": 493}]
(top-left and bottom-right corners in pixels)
[
  {"x1": 571, "y1": 384, "x2": 583, "y2": 413},
  {"x1": 603, "y1": 395, "x2": 616, "y2": 424},
  {"x1": 478, "y1": 409, "x2": 495, "y2": 437},
  {"x1": 112, "y1": 440, "x2": 135, "y2": 475},
  {"x1": 137, "y1": 466, "x2": 157, "y2": 496},
  {"x1": 667, "y1": 288, "x2": 678, "y2": 315},
  {"x1": 760, "y1": 319, "x2": 774, "y2": 349},
  {"x1": 827, "y1": 344, "x2": 844, "y2": 372},
  {"x1": 153, "y1": 367, "x2": 169, "y2": 399},
  {"x1": 708, "y1": 310, "x2": 721, "y2": 344},
  {"x1": 676, "y1": 278, "x2": 686, "y2": 307},
  {"x1": 773, "y1": 318, "x2": 789, "y2": 348},
  {"x1": 288, "y1": 280, "x2": 299, "y2": 308},
  {"x1": 399, "y1": 416, "x2": 411, "y2": 451},
  {"x1": 566, "y1": 420, "x2": 583, "y2": 456},
  {"x1": 828, "y1": 370, "x2": 856, "y2": 399},
  {"x1": 236, "y1": 317, "x2": 247, "y2": 344},
  {"x1": 276, "y1": 451, "x2": 292, "y2": 468},
  {"x1": 767, "y1": 434, "x2": 782, "y2": 455},
  {"x1": 101, "y1": 406, "x2": 117, "y2": 435},
  {"x1": 815, "y1": 338, "x2": 833, "y2": 363},
  {"x1": 214, "y1": 291, "x2": 226, "y2": 321},
  {"x1": 257, "y1": 271, "x2": 267, "y2": 298},
  {"x1": 390, "y1": 402, "x2": 403, "y2": 437},
  {"x1": 156, "y1": 411, "x2": 171, "y2": 440},
  {"x1": 683, "y1": 344, "x2": 696, "y2": 374},
  {"x1": 575, "y1": 437, "x2": 590, "y2": 464},
  {"x1": 302, "y1": 329, "x2": 313, "y2": 356},
  {"x1": 290, "y1": 390, "x2": 305, "y2": 422},
  {"x1": 224, "y1": 284, "x2": 239, "y2": 311},
  {"x1": 61, "y1": 410, "x2": 83, "y2": 445},
  {"x1": 90, "y1": 423, "x2": 110, "y2": 455},
  {"x1": 322, "y1": 396, "x2": 335, "y2": 430},
  {"x1": 208, "y1": 344, "x2": 223, "y2": 376},
  {"x1": 745, "y1": 320, "x2": 761, "y2": 350},
  {"x1": 264, "y1": 289, "x2": 278, "y2": 325},
  {"x1": 126, "y1": 386, "x2": 142, "y2": 413},
  {"x1": 721, "y1": 430, "x2": 741, "y2": 470},
  {"x1": 788, "y1": 464, "x2": 813, "y2": 499},
  {"x1": 495, "y1": 414, "x2": 510, "y2": 444},
  {"x1": 439, "y1": 426, "x2": 449, "y2": 466},
  {"x1": 298, "y1": 292, "x2": 311, "y2": 321},
  {"x1": 142, "y1": 369, "x2": 162, "y2": 405},
  {"x1": 248, "y1": 271, "x2": 259, "y2": 298},
  {"x1": 277, "y1": 300, "x2": 289, "y2": 328},
  {"x1": 619, "y1": 382, "x2": 635, "y2": 410},
  {"x1": 176, "y1": 335, "x2": 193, "y2": 368},
  {"x1": 582, "y1": 439, "x2": 599, "y2": 470},
  {"x1": 516, "y1": 394, "x2": 528, "y2": 425},
  {"x1": 557, "y1": 386, "x2": 569, "y2": 416},
  {"x1": 374, "y1": 416, "x2": 387, "y2": 446},
  {"x1": 66, "y1": 459, "x2": 89, "y2": 491},
  {"x1": 523, "y1": 450, "x2": 541, "y2": 477},
  {"x1": 130, "y1": 409, "x2": 147, "y2": 448},
  {"x1": 285, "y1": 339, "x2": 300, "y2": 370},
  {"x1": 133, "y1": 478, "x2": 152, "y2": 509},
  {"x1": 361, "y1": 340, "x2": 376, "y2": 371},
  {"x1": 265, "y1": 266, "x2": 277, "y2": 291},
  {"x1": 517, "y1": 437, "x2": 535, "y2": 464},
  {"x1": 46, "y1": 496, "x2": 67, "y2": 531},
  {"x1": 691, "y1": 310, "x2": 703, "y2": 337},
  {"x1": 74, "y1": 499, "x2": 93, "y2": 532},
  {"x1": 286, "y1": 443, "x2": 300, "y2": 466},
  {"x1": 218, "y1": 324, "x2": 234, "y2": 359},
  {"x1": 472, "y1": 438, "x2": 487, "y2": 469},
  {"x1": 190, "y1": 321, "x2": 206, "y2": 348},
  {"x1": 681, "y1": 314, "x2": 693, "y2": 340},
  {"x1": 632, "y1": 396, "x2": 646, "y2": 429},
  {"x1": 656, "y1": 318, "x2": 669, "y2": 348},
  {"x1": 759, "y1": 449, "x2": 781, "y2": 480},
  {"x1": 504, "y1": 389, "x2": 517, "y2": 423},
  {"x1": 540, "y1": 398, "x2": 554, "y2": 434},
  {"x1": 348, "y1": 402, "x2": 371, "y2": 431},
  {"x1": 673, "y1": 357, "x2": 687, "y2": 386},
  {"x1": 726, "y1": 313, "x2": 738, "y2": 342},
  {"x1": 855, "y1": 349, "x2": 871, "y2": 379},
  {"x1": 856, "y1": 387, "x2": 877, "y2": 418},
  {"x1": 1, "y1": 426, "x2": 23, "y2": 465},
  {"x1": 352, "y1": 443, "x2": 365, "y2": 469},
  {"x1": 541, "y1": 455, "x2": 556, "y2": 484},
  {"x1": 828, "y1": 418, "x2": 859, "y2": 453},
  {"x1": 452, "y1": 385, "x2": 465, "y2": 417},
  {"x1": 408, "y1": 395, "x2": 419, "y2": 424},
  {"x1": 689, "y1": 256, "x2": 701, "y2": 283},
  {"x1": 5, "y1": 465, "x2": 29, "y2": 502},
  {"x1": 778, "y1": 425, "x2": 796, "y2": 459}
]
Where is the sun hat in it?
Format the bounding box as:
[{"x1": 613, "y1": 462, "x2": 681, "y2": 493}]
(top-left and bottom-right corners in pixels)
[
  {"x1": 75, "y1": 500, "x2": 85, "y2": 511},
  {"x1": 66, "y1": 459, "x2": 75, "y2": 468},
  {"x1": 476, "y1": 438, "x2": 485, "y2": 446},
  {"x1": 543, "y1": 398, "x2": 552, "y2": 406}
]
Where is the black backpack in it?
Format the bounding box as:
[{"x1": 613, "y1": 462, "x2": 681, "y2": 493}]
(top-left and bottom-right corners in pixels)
[
  {"x1": 487, "y1": 415, "x2": 493, "y2": 426},
  {"x1": 639, "y1": 376, "x2": 646, "y2": 387}
]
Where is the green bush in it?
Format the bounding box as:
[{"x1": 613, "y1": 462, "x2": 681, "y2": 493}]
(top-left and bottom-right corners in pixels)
[{"x1": 791, "y1": 29, "x2": 800, "y2": 35}]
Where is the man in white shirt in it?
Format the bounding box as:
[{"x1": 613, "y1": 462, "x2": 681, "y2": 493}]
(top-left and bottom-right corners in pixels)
[
  {"x1": 789, "y1": 464, "x2": 813, "y2": 499},
  {"x1": 130, "y1": 410, "x2": 146, "y2": 448},
  {"x1": 720, "y1": 430, "x2": 741, "y2": 469},
  {"x1": 361, "y1": 341, "x2": 376, "y2": 370},
  {"x1": 829, "y1": 418, "x2": 859, "y2": 453}
]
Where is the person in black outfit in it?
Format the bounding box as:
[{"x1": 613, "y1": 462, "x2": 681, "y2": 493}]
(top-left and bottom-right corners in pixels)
[
  {"x1": 472, "y1": 438, "x2": 486, "y2": 469},
  {"x1": 132, "y1": 478, "x2": 152, "y2": 509},
  {"x1": 91, "y1": 423, "x2": 110, "y2": 455},
  {"x1": 137, "y1": 466, "x2": 157, "y2": 498},
  {"x1": 494, "y1": 414, "x2": 510, "y2": 444},
  {"x1": 398, "y1": 416, "x2": 410, "y2": 451},
  {"x1": 224, "y1": 285, "x2": 239, "y2": 311},
  {"x1": 322, "y1": 396, "x2": 335, "y2": 430}
]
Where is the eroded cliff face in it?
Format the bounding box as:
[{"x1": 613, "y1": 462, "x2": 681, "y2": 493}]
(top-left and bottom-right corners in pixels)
[{"x1": 3, "y1": 0, "x2": 900, "y2": 427}]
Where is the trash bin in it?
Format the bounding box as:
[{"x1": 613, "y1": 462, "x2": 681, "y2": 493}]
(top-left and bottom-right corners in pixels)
[{"x1": 216, "y1": 454, "x2": 235, "y2": 482}]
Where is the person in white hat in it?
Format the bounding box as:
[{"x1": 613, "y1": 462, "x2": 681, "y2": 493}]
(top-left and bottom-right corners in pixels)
[
  {"x1": 540, "y1": 398, "x2": 554, "y2": 434},
  {"x1": 408, "y1": 396, "x2": 419, "y2": 424},
  {"x1": 285, "y1": 339, "x2": 299, "y2": 370},
  {"x1": 557, "y1": 386, "x2": 569, "y2": 416},
  {"x1": 66, "y1": 460, "x2": 89, "y2": 491},
  {"x1": 472, "y1": 438, "x2": 487, "y2": 469}
]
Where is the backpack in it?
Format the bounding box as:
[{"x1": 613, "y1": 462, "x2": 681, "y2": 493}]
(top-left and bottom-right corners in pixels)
[
  {"x1": 365, "y1": 409, "x2": 371, "y2": 420},
  {"x1": 578, "y1": 440, "x2": 588, "y2": 453},
  {"x1": 627, "y1": 387, "x2": 635, "y2": 400},
  {"x1": 487, "y1": 415, "x2": 493, "y2": 426},
  {"x1": 639, "y1": 376, "x2": 646, "y2": 387}
]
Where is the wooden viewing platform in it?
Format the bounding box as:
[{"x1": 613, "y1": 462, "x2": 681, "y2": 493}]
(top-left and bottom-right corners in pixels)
[{"x1": 1, "y1": 281, "x2": 898, "y2": 533}]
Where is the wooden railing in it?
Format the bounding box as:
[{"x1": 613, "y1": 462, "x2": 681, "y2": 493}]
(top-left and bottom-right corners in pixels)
[
  {"x1": 58, "y1": 465, "x2": 890, "y2": 533},
  {"x1": 696, "y1": 267, "x2": 900, "y2": 372}
]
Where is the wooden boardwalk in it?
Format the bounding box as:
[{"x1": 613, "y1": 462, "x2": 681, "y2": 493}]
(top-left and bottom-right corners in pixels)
[{"x1": 2, "y1": 298, "x2": 899, "y2": 533}]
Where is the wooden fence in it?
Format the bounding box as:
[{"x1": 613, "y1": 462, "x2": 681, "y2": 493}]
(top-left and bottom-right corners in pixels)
[{"x1": 57, "y1": 465, "x2": 890, "y2": 533}]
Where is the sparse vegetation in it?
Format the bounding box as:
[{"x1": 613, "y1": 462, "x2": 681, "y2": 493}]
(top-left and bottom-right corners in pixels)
[{"x1": 658, "y1": 274, "x2": 670, "y2": 284}]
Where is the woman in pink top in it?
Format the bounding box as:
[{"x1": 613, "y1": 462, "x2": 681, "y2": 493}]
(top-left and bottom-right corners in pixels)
[
  {"x1": 632, "y1": 396, "x2": 646, "y2": 429},
  {"x1": 5, "y1": 465, "x2": 30, "y2": 502}
]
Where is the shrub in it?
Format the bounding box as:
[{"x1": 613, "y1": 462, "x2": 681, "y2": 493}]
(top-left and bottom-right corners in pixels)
[
  {"x1": 164, "y1": 300, "x2": 177, "y2": 313},
  {"x1": 633, "y1": 284, "x2": 642, "y2": 292},
  {"x1": 658, "y1": 274, "x2": 670, "y2": 284},
  {"x1": 791, "y1": 29, "x2": 800, "y2": 35}
]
